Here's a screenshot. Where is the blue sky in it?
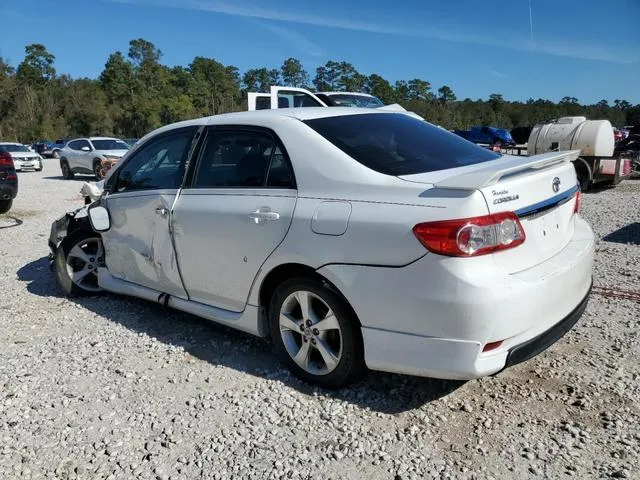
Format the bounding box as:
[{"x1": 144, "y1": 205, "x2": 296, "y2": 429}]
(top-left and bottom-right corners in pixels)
[{"x1": 1, "y1": 0, "x2": 639, "y2": 104}]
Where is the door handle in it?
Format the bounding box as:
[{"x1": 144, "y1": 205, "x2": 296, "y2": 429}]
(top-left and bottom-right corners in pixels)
[
  {"x1": 248, "y1": 208, "x2": 280, "y2": 224},
  {"x1": 155, "y1": 207, "x2": 169, "y2": 217}
]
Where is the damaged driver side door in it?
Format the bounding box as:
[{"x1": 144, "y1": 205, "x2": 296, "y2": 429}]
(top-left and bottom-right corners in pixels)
[{"x1": 100, "y1": 126, "x2": 198, "y2": 299}]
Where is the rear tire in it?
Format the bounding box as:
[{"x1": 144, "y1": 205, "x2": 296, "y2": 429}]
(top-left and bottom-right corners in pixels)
[
  {"x1": 575, "y1": 164, "x2": 591, "y2": 191},
  {"x1": 268, "y1": 276, "x2": 366, "y2": 389},
  {"x1": 60, "y1": 159, "x2": 74, "y2": 180},
  {"x1": 0, "y1": 199, "x2": 12, "y2": 214},
  {"x1": 93, "y1": 159, "x2": 102, "y2": 180},
  {"x1": 54, "y1": 230, "x2": 105, "y2": 297}
]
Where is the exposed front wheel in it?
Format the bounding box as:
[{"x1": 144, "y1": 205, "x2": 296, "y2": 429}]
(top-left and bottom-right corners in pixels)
[
  {"x1": 269, "y1": 277, "x2": 366, "y2": 389},
  {"x1": 54, "y1": 230, "x2": 105, "y2": 296},
  {"x1": 0, "y1": 199, "x2": 12, "y2": 214}
]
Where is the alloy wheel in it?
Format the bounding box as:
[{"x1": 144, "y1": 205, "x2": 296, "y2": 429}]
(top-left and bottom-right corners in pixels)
[
  {"x1": 279, "y1": 290, "x2": 343, "y2": 375},
  {"x1": 65, "y1": 237, "x2": 105, "y2": 292}
]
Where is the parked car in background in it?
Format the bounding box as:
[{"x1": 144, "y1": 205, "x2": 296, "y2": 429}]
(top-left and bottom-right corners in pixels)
[
  {"x1": 32, "y1": 140, "x2": 54, "y2": 157},
  {"x1": 453, "y1": 126, "x2": 516, "y2": 146},
  {"x1": 50, "y1": 107, "x2": 593, "y2": 388},
  {"x1": 59, "y1": 137, "x2": 130, "y2": 180},
  {"x1": 248, "y1": 86, "x2": 425, "y2": 120},
  {"x1": 0, "y1": 143, "x2": 42, "y2": 171},
  {"x1": 50, "y1": 139, "x2": 70, "y2": 158},
  {"x1": 614, "y1": 128, "x2": 630, "y2": 143},
  {"x1": 0, "y1": 151, "x2": 18, "y2": 214}
]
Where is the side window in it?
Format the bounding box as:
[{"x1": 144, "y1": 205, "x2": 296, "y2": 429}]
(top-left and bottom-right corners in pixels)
[
  {"x1": 193, "y1": 130, "x2": 295, "y2": 189},
  {"x1": 68, "y1": 140, "x2": 80, "y2": 150},
  {"x1": 114, "y1": 129, "x2": 195, "y2": 193},
  {"x1": 255, "y1": 96, "x2": 271, "y2": 110},
  {"x1": 277, "y1": 90, "x2": 323, "y2": 108},
  {"x1": 78, "y1": 140, "x2": 91, "y2": 150}
]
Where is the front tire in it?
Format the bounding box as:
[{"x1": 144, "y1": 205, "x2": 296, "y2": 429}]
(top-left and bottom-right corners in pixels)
[
  {"x1": 54, "y1": 230, "x2": 105, "y2": 297},
  {"x1": 268, "y1": 276, "x2": 366, "y2": 389},
  {"x1": 60, "y1": 159, "x2": 74, "y2": 179},
  {"x1": 0, "y1": 199, "x2": 12, "y2": 214}
]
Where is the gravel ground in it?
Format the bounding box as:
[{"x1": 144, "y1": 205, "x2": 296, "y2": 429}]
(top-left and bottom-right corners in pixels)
[{"x1": 1, "y1": 160, "x2": 638, "y2": 480}]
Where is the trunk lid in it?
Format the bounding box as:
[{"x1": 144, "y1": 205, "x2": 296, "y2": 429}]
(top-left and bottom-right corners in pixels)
[{"x1": 400, "y1": 151, "x2": 581, "y2": 273}]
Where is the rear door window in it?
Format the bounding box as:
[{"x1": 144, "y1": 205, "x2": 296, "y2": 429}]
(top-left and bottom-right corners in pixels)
[
  {"x1": 192, "y1": 129, "x2": 295, "y2": 189},
  {"x1": 304, "y1": 113, "x2": 501, "y2": 175}
]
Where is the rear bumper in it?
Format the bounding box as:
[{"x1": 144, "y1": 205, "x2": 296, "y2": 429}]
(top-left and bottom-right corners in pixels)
[
  {"x1": 318, "y1": 216, "x2": 594, "y2": 380},
  {"x1": 502, "y1": 282, "x2": 590, "y2": 370}
]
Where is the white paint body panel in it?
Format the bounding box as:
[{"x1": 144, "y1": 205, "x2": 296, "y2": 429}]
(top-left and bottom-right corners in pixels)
[
  {"x1": 172, "y1": 188, "x2": 297, "y2": 312},
  {"x1": 318, "y1": 216, "x2": 593, "y2": 379}
]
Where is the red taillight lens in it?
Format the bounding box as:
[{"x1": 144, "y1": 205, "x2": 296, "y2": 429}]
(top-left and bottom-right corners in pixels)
[
  {"x1": 0, "y1": 152, "x2": 13, "y2": 167},
  {"x1": 413, "y1": 212, "x2": 526, "y2": 257},
  {"x1": 482, "y1": 340, "x2": 503, "y2": 352},
  {"x1": 574, "y1": 190, "x2": 581, "y2": 214}
]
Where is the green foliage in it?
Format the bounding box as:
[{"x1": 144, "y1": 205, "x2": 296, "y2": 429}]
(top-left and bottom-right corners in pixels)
[
  {"x1": 281, "y1": 58, "x2": 309, "y2": 88},
  {"x1": 0, "y1": 40, "x2": 637, "y2": 143}
]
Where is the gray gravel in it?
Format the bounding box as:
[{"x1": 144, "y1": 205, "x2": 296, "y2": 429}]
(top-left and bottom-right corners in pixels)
[{"x1": 1, "y1": 160, "x2": 639, "y2": 479}]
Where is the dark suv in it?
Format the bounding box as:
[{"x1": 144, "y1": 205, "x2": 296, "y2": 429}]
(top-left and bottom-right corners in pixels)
[{"x1": 0, "y1": 151, "x2": 18, "y2": 214}]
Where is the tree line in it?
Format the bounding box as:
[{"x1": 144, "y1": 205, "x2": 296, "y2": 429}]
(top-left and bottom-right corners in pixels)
[{"x1": 1, "y1": 39, "x2": 638, "y2": 142}]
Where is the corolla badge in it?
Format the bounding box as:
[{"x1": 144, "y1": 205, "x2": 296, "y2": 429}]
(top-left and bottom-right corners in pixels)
[
  {"x1": 552, "y1": 177, "x2": 561, "y2": 193},
  {"x1": 492, "y1": 189, "x2": 519, "y2": 205}
]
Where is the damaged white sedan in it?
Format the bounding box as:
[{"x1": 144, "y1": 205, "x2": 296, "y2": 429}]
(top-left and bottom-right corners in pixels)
[{"x1": 49, "y1": 108, "x2": 594, "y2": 388}]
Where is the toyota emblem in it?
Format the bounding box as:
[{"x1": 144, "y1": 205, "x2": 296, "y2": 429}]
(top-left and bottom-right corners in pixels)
[{"x1": 552, "y1": 177, "x2": 561, "y2": 193}]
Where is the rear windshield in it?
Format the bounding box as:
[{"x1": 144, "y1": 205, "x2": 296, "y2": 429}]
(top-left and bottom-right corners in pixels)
[{"x1": 304, "y1": 113, "x2": 501, "y2": 176}]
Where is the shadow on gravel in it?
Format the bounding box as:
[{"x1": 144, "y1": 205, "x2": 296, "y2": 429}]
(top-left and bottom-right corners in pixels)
[
  {"x1": 603, "y1": 223, "x2": 640, "y2": 246},
  {"x1": 17, "y1": 256, "x2": 464, "y2": 413},
  {"x1": 0, "y1": 216, "x2": 24, "y2": 230}
]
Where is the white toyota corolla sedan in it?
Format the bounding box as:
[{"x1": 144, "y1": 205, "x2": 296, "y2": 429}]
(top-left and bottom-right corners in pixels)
[{"x1": 50, "y1": 108, "x2": 594, "y2": 388}]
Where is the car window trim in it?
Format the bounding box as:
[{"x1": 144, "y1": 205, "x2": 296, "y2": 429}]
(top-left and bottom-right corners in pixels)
[
  {"x1": 184, "y1": 124, "x2": 297, "y2": 190},
  {"x1": 106, "y1": 126, "x2": 199, "y2": 196}
]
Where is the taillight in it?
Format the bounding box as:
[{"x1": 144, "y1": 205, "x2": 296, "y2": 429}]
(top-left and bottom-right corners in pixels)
[
  {"x1": 574, "y1": 190, "x2": 581, "y2": 214},
  {"x1": 0, "y1": 151, "x2": 12, "y2": 167},
  {"x1": 413, "y1": 211, "x2": 526, "y2": 257}
]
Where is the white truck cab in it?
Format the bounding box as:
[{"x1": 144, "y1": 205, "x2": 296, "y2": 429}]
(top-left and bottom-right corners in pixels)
[{"x1": 248, "y1": 86, "x2": 424, "y2": 120}]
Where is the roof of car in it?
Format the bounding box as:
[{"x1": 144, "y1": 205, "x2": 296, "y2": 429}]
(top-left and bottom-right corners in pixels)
[
  {"x1": 0, "y1": 142, "x2": 22, "y2": 145},
  {"x1": 135, "y1": 107, "x2": 383, "y2": 142}
]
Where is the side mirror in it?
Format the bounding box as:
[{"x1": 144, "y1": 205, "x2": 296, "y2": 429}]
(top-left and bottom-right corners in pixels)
[
  {"x1": 88, "y1": 204, "x2": 110, "y2": 232},
  {"x1": 81, "y1": 146, "x2": 91, "y2": 152}
]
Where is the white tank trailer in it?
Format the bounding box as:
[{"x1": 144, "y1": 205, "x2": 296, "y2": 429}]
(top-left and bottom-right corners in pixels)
[{"x1": 527, "y1": 116, "x2": 632, "y2": 190}]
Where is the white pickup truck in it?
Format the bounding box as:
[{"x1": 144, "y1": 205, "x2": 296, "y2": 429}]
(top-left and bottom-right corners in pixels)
[{"x1": 248, "y1": 86, "x2": 424, "y2": 120}]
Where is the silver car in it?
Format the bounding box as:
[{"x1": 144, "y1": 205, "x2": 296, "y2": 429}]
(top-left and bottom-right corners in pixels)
[{"x1": 59, "y1": 137, "x2": 130, "y2": 180}]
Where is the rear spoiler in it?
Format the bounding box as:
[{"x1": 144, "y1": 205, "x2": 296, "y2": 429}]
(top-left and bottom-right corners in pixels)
[{"x1": 434, "y1": 150, "x2": 581, "y2": 190}]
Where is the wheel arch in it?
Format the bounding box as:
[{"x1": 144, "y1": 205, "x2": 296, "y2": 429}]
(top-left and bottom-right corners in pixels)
[{"x1": 256, "y1": 262, "x2": 361, "y2": 336}]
